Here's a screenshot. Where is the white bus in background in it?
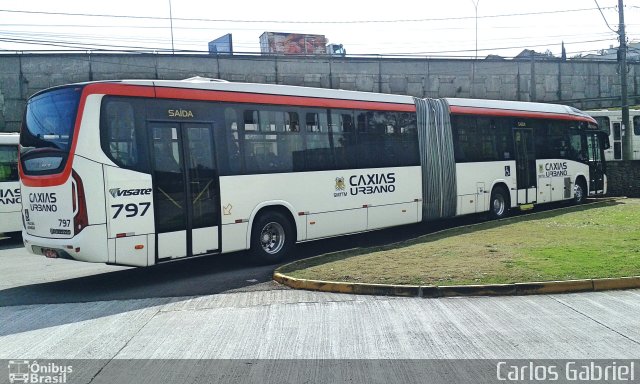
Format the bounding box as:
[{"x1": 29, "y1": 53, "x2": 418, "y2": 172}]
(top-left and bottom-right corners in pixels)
[
  {"x1": 0, "y1": 132, "x2": 21, "y2": 237},
  {"x1": 19, "y1": 78, "x2": 608, "y2": 266},
  {"x1": 586, "y1": 109, "x2": 640, "y2": 161}
]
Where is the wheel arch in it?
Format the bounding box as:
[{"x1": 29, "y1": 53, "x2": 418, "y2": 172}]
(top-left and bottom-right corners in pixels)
[
  {"x1": 245, "y1": 201, "x2": 300, "y2": 249},
  {"x1": 574, "y1": 173, "x2": 588, "y2": 196},
  {"x1": 489, "y1": 180, "x2": 512, "y2": 208}
]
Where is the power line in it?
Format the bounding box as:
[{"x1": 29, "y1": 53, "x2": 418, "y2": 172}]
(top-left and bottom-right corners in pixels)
[
  {"x1": 0, "y1": 6, "x2": 616, "y2": 24},
  {"x1": 0, "y1": 35, "x2": 617, "y2": 57},
  {"x1": 593, "y1": 0, "x2": 619, "y2": 33},
  {"x1": 0, "y1": 37, "x2": 174, "y2": 52},
  {"x1": 379, "y1": 38, "x2": 615, "y2": 55}
]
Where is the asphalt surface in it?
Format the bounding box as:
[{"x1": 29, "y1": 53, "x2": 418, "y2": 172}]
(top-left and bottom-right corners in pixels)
[
  {"x1": 0, "y1": 199, "x2": 607, "y2": 306},
  {"x1": 0, "y1": 213, "x2": 475, "y2": 306},
  {"x1": 1, "y1": 199, "x2": 638, "y2": 373}
]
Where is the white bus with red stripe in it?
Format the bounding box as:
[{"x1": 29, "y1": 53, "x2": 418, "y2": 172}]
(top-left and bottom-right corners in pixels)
[
  {"x1": 0, "y1": 132, "x2": 21, "y2": 236},
  {"x1": 586, "y1": 109, "x2": 640, "y2": 161},
  {"x1": 19, "y1": 78, "x2": 607, "y2": 266}
]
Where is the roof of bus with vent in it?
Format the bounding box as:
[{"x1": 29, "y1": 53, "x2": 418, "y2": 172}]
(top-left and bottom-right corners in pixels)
[{"x1": 99, "y1": 77, "x2": 593, "y2": 120}]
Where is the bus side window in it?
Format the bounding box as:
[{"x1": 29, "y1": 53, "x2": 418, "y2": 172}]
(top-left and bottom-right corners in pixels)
[
  {"x1": 0, "y1": 145, "x2": 18, "y2": 182},
  {"x1": 304, "y1": 111, "x2": 331, "y2": 171},
  {"x1": 396, "y1": 112, "x2": 419, "y2": 166},
  {"x1": 451, "y1": 115, "x2": 475, "y2": 162},
  {"x1": 242, "y1": 109, "x2": 264, "y2": 173},
  {"x1": 240, "y1": 107, "x2": 304, "y2": 174},
  {"x1": 221, "y1": 107, "x2": 242, "y2": 175},
  {"x1": 330, "y1": 111, "x2": 357, "y2": 169},
  {"x1": 633, "y1": 116, "x2": 640, "y2": 136},
  {"x1": 101, "y1": 98, "x2": 149, "y2": 172},
  {"x1": 278, "y1": 111, "x2": 303, "y2": 172}
]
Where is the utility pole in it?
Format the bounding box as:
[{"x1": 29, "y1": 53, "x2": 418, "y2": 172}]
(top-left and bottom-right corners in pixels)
[
  {"x1": 618, "y1": 0, "x2": 630, "y2": 158},
  {"x1": 472, "y1": 0, "x2": 480, "y2": 60},
  {"x1": 471, "y1": 0, "x2": 480, "y2": 98}
]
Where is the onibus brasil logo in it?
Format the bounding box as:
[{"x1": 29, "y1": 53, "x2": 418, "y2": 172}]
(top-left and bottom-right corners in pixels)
[{"x1": 8, "y1": 360, "x2": 72, "y2": 383}]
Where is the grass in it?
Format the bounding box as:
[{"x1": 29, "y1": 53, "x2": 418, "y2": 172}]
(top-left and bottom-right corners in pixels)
[{"x1": 280, "y1": 199, "x2": 640, "y2": 286}]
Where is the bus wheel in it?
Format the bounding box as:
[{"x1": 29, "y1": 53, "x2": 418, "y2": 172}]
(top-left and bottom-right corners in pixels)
[
  {"x1": 250, "y1": 211, "x2": 294, "y2": 264},
  {"x1": 574, "y1": 179, "x2": 587, "y2": 204},
  {"x1": 489, "y1": 186, "x2": 510, "y2": 220}
]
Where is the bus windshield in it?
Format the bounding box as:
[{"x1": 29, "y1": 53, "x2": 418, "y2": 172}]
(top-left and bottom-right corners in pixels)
[{"x1": 21, "y1": 86, "x2": 82, "y2": 173}]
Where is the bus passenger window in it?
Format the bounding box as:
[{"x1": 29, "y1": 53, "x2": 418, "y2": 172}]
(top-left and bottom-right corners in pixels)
[
  {"x1": 451, "y1": 115, "x2": 475, "y2": 162},
  {"x1": 240, "y1": 108, "x2": 304, "y2": 174},
  {"x1": 278, "y1": 112, "x2": 303, "y2": 171},
  {"x1": 287, "y1": 113, "x2": 300, "y2": 132},
  {"x1": 0, "y1": 145, "x2": 18, "y2": 182},
  {"x1": 244, "y1": 110, "x2": 259, "y2": 131},
  {"x1": 331, "y1": 111, "x2": 357, "y2": 169},
  {"x1": 304, "y1": 111, "x2": 331, "y2": 170},
  {"x1": 221, "y1": 107, "x2": 241, "y2": 175},
  {"x1": 101, "y1": 99, "x2": 148, "y2": 171},
  {"x1": 634, "y1": 116, "x2": 640, "y2": 136}
]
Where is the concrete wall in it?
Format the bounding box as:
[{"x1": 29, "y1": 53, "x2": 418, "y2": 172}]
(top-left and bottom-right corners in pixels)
[
  {"x1": 1, "y1": 53, "x2": 640, "y2": 132},
  {"x1": 605, "y1": 161, "x2": 640, "y2": 197},
  {"x1": 2, "y1": 52, "x2": 638, "y2": 196}
]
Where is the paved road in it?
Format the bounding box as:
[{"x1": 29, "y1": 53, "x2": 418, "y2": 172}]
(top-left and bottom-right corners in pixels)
[
  {"x1": 1, "y1": 200, "x2": 638, "y2": 368},
  {"x1": 0, "y1": 213, "x2": 481, "y2": 306},
  {"x1": 0, "y1": 199, "x2": 601, "y2": 306}
]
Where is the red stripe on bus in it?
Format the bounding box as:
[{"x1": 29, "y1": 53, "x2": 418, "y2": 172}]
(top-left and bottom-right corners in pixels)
[
  {"x1": 21, "y1": 82, "x2": 412, "y2": 187},
  {"x1": 154, "y1": 87, "x2": 417, "y2": 111},
  {"x1": 20, "y1": 81, "x2": 597, "y2": 188},
  {"x1": 449, "y1": 105, "x2": 596, "y2": 123}
]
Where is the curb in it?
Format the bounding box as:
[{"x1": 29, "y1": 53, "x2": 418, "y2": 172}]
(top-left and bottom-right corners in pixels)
[
  {"x1": 273, "y1": 272, "x2": 640, "y2": 298},
  {"x1": 274, "y1": 198, "x2": 637, "y2": 298}
]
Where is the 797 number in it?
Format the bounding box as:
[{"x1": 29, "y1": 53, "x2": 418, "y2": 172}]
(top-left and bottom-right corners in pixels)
[{"x1": 111, "y1": 202, "x2": 151, "y2": 219}]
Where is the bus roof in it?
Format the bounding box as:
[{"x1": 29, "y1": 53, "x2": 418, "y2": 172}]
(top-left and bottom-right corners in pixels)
[
  {"x1": 50, "y1": 78, "x2": 594, "y2": 121},
  {"x1": 446, "y1": 97, "x2": 593, "y2": 121}
]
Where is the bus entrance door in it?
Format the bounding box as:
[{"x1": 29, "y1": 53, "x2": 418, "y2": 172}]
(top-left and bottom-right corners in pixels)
[
  {"x1": 586, "y1": 132, "x2": 606, "y2": 195},
  {"x1": 513, "y1": 128, "x2": 537, "y2": 205},
  {"x1": 150, "y1": 123, "x2": 220, "y2": 260}
]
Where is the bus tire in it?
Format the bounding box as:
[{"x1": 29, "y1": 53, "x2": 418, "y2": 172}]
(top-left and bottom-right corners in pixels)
[
  {"x1": 574, "y1": 178, "x2": 587, "y2": 204},
  {"x1": 489, "y1": 186, "x2": 510, "y2": 220},
  {"x1": 250, "y1": 210, "x2": 294, "y2": 265}
]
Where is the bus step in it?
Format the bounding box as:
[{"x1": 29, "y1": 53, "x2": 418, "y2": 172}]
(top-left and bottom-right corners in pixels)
[{"x1": 519, "y1": 204, "x2": 535, "y2": 211}]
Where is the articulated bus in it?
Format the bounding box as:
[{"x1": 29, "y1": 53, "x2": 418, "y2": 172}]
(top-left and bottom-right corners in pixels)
[
  {"x1": 19, "y1": 78, "x2": 608, "y2": 266},
  {"x1": 0, "y1": 132, "x2": 21, "y2": 236},
  {"x1": 586, "y1": 109, "x2": 640, "y2": 161}
]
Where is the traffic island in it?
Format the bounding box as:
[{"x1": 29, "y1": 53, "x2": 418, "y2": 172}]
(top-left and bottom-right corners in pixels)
[{"x1": 274, "y1": 198, "x2": 640, "y2": 297}]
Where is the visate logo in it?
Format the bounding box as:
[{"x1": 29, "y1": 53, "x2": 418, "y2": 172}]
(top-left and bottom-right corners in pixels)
[{"x1": 109, "y1": 188, "x2": 152, "y2": 198}]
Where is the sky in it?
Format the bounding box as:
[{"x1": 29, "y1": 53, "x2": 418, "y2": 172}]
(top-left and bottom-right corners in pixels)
[{"x1": 1, "y1": 0, "x2": 640, "y2": 58}]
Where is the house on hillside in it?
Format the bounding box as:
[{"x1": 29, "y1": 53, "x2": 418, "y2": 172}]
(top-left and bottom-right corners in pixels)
[{"x1": 581, "y1": 42, "x2": 640, "y2": 61}]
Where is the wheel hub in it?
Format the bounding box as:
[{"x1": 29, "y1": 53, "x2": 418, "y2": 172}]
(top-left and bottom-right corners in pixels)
[{"x1": 259, "y1": 222, "x2": 285, "y2": 254}]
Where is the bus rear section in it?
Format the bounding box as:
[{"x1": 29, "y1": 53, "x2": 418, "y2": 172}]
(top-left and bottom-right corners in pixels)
[
  {"x1": 0, "y1": 133, "x2": 21, "y2": 236},
  {"x1": 19, "y1": 85, "x2": 107, "y2": 262},
  {"x1": 20, "y1": 83, "x2": 218, "y2": 267}
]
